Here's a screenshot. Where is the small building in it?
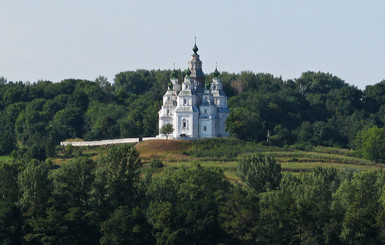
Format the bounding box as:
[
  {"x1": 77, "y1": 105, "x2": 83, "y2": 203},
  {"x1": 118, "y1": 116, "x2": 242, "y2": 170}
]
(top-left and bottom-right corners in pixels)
[{"x1": 157, "y1": 43, "x2": 230, "y2": 139}]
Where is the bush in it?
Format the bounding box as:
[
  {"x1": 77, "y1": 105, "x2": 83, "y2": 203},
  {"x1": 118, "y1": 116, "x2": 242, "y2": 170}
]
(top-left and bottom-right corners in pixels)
[
  {"x1": 65, "y1": 144, "x2": 74, "y2": 158},
  {"x1": 237, "y1": 154, "x2": 282, "y2": 193},
  {"x1": 150, "y1": 159, "x2": 163, "y2": 168}
]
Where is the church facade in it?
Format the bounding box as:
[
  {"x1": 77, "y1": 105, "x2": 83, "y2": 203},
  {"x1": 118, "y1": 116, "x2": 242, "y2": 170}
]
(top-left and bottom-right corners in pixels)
[{"x1": 157, "y1": 44, "x2": 230, "y2": 139}]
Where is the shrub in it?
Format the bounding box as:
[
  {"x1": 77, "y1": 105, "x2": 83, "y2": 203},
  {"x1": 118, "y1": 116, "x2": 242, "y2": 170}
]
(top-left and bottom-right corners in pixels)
[
  {"x1": 150, "y1": 159, "x2": 163, "y2": 168},
  {"x1": 237, "y1": 154, "x2": 282, "y2": 193}
]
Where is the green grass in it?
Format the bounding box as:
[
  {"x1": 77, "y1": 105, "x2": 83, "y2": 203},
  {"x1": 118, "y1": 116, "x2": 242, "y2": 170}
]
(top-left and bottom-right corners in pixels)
[
  {"x1": 51, "y1": 139, "x2": 385, "y2": 181},
  {"x1": 0, "y1": 155, "x2": 12, "y2": 161}
]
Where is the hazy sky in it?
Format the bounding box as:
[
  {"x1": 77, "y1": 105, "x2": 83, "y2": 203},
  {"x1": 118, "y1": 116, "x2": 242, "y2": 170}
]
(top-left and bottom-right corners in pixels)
[{"x1": 1, "y1": 0, "x2": 385, "y2": 89}]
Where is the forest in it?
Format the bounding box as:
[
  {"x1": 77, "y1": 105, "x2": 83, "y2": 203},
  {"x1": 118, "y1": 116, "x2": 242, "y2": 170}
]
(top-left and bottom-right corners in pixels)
[
  {"x1": 2, "y1": 144, "x2": 385, "y2": 244},
  {"x1": 2, "y1": 70, "x2": 385, "y2": 243}
]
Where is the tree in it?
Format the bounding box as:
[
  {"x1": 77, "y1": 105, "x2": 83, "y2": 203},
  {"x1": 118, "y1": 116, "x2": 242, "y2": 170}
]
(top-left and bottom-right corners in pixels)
[
  {"x1": 219, "y1": 189, "x2": 260, "y2": 243},
  {"x1": 333, "y1": 171, "x2": 380, "y2": 244},
  {"x1": 100, "y1": 206, "x2": 154, "y2": 245},
  {"x1": 89, "y1": 145, "x2": 142, "y2": 219},
  {"x1": 354, "y1": 126, "x2": 385, "y2": 163},
  {"x1": 160, "y1": 123, "x2": 173, "y2": 139},
  {"x1": 0, "y1": 161, "x2": 20, "y2": 203},
  {"x1": 52, "y1": 157, "x2": 98, "y2": 243},
  {"x1": 237, "y1": 154, "x2": 282, "y2": 193},
  {"x1": 0, "y1": 201, "x2": 22, "y2": 244},
  {"x1": 147, "y1": 164, "x2": 230, "y2": 244},
  {"x1": 225, "y1": 107, "x2": 263, "y2": 141},
  {"x1": 17, "y1": 160, "x2": 52, "y2": 211}
]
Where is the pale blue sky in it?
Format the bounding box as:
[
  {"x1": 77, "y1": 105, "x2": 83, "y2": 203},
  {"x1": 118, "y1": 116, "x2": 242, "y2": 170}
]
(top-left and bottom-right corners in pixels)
[{"x1": 1, "y1": 0, "x2": 384, "y2": 89}]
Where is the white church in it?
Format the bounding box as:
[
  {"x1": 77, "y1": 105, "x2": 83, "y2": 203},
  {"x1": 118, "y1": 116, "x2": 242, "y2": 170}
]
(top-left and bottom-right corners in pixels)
[{"x1": 157, "y1": 43, "x2": 230, "y2": 139}]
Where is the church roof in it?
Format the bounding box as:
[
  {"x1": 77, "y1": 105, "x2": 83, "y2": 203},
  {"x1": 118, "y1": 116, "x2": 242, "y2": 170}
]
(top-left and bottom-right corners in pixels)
[
  {"x1": 178, "y1": 90, "x2": 196, "y2": 96},
  {"x1": 211, "y1": 90, "x2": 227, "y2": 97},
  {"x1": 175, "y1": 106, "x2": 199, "y2": 113}
]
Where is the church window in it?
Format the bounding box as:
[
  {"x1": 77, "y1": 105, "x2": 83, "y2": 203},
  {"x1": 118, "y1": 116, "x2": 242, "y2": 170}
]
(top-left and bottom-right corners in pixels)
[
  {"x1": 167, "y1": 109, "x2": 170, "y2": 114},
  {"x1": 185, "y1": 85, "x2": 188, "y2": 89},
  {"x1": 204, "y1": 126, "x2": 207, "y2": 131},
  {"x1": 182, "y1": 119, "x2": 188, "y2": 129},
  {"x1": 167, "y1": 96, "x2": 170, "y2": 101},
  {"x1": 184, "y1": 99, "x2": 187, "y2": 105},
  {"x1": 213, "y1": 85, "x2": 216, "y2": 89},
  {"x1": 204, "y1": 109, "x2": 207, "y2": 113}
]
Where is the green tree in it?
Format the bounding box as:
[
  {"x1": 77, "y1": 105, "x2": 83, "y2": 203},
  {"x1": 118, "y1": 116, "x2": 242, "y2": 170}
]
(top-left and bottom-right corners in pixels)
[
  {"x1": 0, "y1": 201, "x2": 22, "y2": 244},
  {"x1": 354, "y1": 126, "x2": 385, "y2": 163},
  {"x1": 219, "y1": 189, "x2": 260, "y2": 244},
  {"x1": 160, "y1": 123, "x2": 173, "y2": 139},
  {"x1": 333, "y1": 171, "x2": 380, "y2": 244},
  {"x1": 100, "y1": 206, "x2": 154, "y2": 245},
  {"x1": 237, "y1": 154, "x2": 282, "y2": 193},
  {"x1": 52, "y1": 157, "x2": 98, "y2": 244},
  {"x1": 17, "y1": 160, "x2": 52, "y2": 212},
  {"x1": 90, "y1": 145, "x2": 142, "y2": 219},
  {"x1": 0, "y1": 161, "x2": 20, "y2": 203},
  {"x1": 147, "y1": 164, "x2": 230, "y2": 244}
]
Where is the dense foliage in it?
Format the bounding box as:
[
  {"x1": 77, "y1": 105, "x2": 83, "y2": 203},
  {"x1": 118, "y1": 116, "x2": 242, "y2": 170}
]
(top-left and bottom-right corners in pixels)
[
  {"x1": 1, "y1": 70, "x2": 385, "y2": 162},
  {"x1": 2, "y1": 145, "x2": 385, "y2": 244}
]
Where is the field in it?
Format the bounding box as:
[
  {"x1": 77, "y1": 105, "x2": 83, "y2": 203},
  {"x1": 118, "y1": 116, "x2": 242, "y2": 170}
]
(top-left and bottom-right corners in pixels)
[
  {"x1": 48, "y1": 138, "x2": 385, "y2": 181},
  {"x1": 135, "y1": 138, "x2": 385, "y2": 179}
]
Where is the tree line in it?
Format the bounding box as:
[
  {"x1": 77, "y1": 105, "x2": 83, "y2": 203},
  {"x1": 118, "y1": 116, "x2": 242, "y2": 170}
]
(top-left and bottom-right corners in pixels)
[
  {"x1": 2, "y1": 145, "x2": 385, "y2": 244},
  {"x1": 1, "y1": 69, "x2": 385, "y2": 161}
]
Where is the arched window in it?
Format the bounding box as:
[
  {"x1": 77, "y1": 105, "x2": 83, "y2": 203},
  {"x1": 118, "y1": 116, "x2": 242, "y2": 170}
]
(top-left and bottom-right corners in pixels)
[
  {"x1": 167, "y1": 109, "x2": 170, "y2": 114},
  {"x1": 204, "y1": 126, "x2": 207, "y2": 131},
  {"x1": 182, "y1": 119, "x2": 188, "y2": 129},
  {"x1": 184, "y1": 99, "x2": 187, "y2": 105}
]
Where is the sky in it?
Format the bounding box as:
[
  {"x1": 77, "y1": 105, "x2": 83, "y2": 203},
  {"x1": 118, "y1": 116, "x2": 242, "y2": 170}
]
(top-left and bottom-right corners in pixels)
[{"x1": 1, "y1": 0, "x2": 385, "y2": 89}]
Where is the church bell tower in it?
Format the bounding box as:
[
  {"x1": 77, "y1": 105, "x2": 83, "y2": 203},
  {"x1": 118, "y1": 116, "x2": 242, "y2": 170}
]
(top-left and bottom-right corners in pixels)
[{"x1": 188, "y1": 40, "x2": 205, "y2": 90}]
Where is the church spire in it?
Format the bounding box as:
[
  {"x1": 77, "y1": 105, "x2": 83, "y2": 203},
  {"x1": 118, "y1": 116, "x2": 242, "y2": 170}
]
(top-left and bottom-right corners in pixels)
[
  {"x1": 188, "y1": 38, "x2": 205, "y2": 89},
  {"x1": 193, "y1": 36, "x2": 198, "y2": 54},
  {"x1": 213, "y1": 62, "x2": 220, "y2": 78}
]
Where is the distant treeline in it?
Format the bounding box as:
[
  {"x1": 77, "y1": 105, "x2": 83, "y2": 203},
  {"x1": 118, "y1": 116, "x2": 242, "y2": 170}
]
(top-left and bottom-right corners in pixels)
[
  {"x1": 2, "y1": 145, "x2": 385, "y2": 244},
  {"x1": 1, "y1": 70, "x2": 385, "y2": 161}
]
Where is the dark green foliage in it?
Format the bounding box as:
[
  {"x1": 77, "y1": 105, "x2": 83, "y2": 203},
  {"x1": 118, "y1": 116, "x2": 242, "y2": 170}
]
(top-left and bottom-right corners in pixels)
[
  {"x1": 147, "y1": 164, "x2": 230, "y2": 244},
  {"x1": 100, "y1": 206, "x2": 155, "y2": 245},
  {"x1": 0, "y1": 201, "x2": 22, "y2": 244},
  {"x1": 150, "y1": 159, "x2": 163, "y2": 168},
  {"x1": 65, "y1": 144, "x2": 74, "y2": 158},
  {"x1": 90, "y1": 145, "x2": 143, "y2": 219},
  {"x1": 0, "y1": 161, "x2": 20, "y2": 203},
  {"x1": 219, "y1": 189, "x2": 260, "y2": 243},
  {"x1": 237, "y1": 154, "x2": 282, "y2": 193}
]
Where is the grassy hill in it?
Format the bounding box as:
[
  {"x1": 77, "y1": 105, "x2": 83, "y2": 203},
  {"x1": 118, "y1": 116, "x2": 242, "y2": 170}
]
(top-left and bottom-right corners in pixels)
[
  {"x1": 135, "y1": 138, "x2": 384, "y2": 180},
  {"x1": 51, "y1": 138, "x2": 384, "y2": 181}
]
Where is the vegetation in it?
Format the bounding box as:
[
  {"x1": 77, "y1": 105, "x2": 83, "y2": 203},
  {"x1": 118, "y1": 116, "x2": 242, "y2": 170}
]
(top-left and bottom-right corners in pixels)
[
  {"x1": 2, "y1": 69, "x2": 385, "y2": 243},
  {"x1": 159, "y1": 123, "x2": 173, "y2": 139},
  {"x1": 1, "y1": 70, "x2": 385, "y2": 163},
  {"x1": 1, "y1": 144, "x2": 385, "y2": 244}
]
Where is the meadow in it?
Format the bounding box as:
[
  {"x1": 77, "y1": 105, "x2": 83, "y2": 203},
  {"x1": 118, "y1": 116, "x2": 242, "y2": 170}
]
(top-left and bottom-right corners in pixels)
[{"x1": 134, "y1": 138, "x2": 384, "y2": 179}]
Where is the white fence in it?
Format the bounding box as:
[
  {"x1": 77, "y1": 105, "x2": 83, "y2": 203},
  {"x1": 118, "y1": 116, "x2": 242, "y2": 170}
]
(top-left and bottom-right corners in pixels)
[{"x1": 60, "y1": 138, "x2": 140, "y2": 147}]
